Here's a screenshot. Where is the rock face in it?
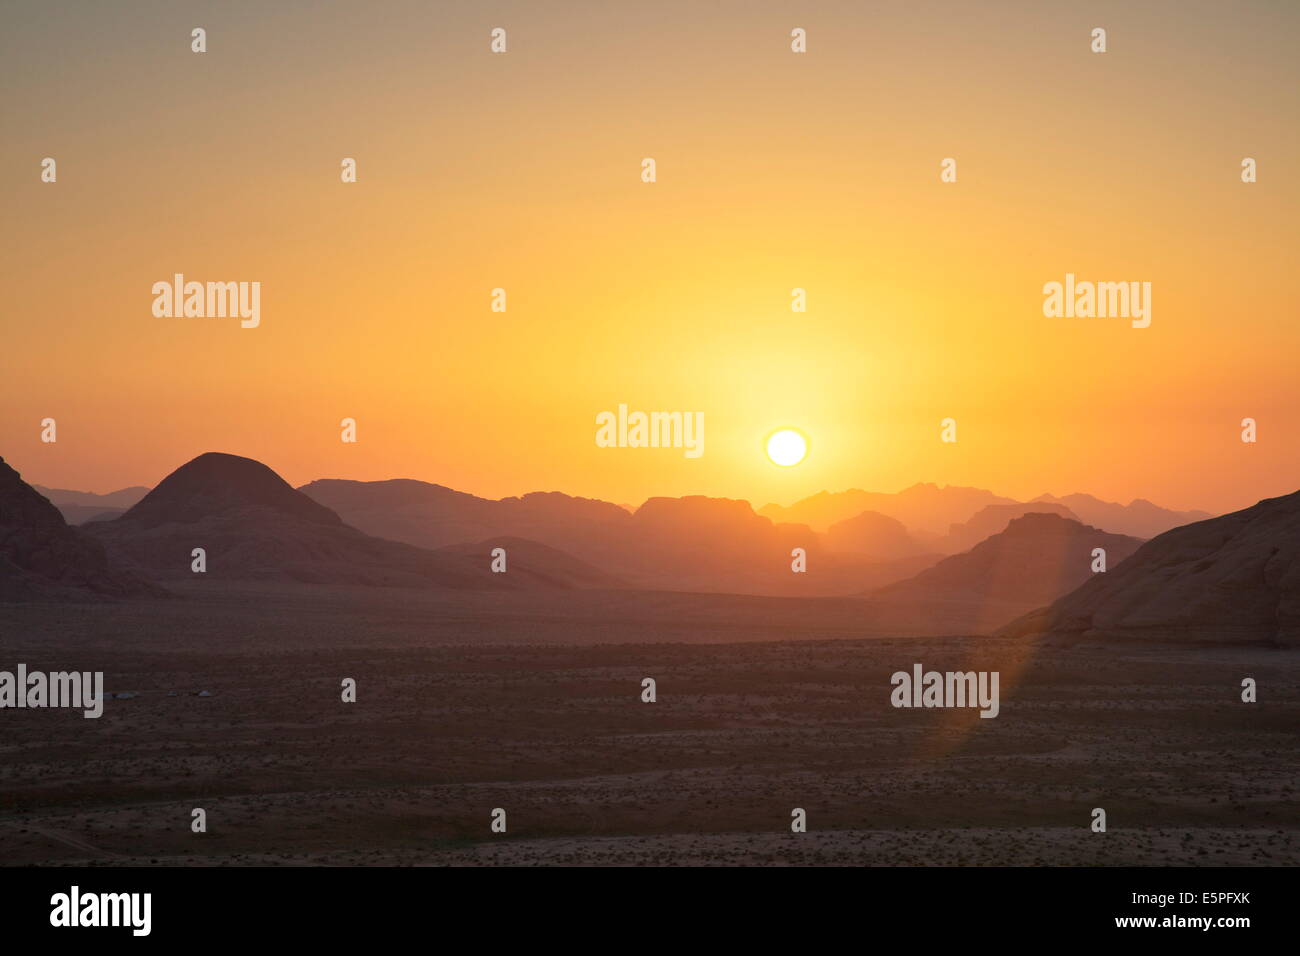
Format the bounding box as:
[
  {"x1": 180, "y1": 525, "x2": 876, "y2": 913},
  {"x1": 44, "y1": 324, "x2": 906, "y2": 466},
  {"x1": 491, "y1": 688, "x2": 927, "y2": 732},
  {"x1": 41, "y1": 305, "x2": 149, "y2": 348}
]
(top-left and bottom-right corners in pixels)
[
  {"x1": 863, "y1": 513, "x2": 1143, "y2": 635},
  {"x1": 0, "y1": 457, "x2": 163, "y2": 600},
  {"x1": 1002, "y1": 491, "x2": 1300, "y2": 645},
  {"x1": 86, "y1": 453, "x2": 604, "y2": 590}
]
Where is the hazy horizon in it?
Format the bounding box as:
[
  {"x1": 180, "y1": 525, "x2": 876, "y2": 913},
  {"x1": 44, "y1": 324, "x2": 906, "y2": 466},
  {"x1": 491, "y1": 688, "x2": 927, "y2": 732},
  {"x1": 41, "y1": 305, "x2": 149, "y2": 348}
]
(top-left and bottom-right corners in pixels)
[{"x1": 17, "y1": 449, "x2": 1229, "y2": 518}]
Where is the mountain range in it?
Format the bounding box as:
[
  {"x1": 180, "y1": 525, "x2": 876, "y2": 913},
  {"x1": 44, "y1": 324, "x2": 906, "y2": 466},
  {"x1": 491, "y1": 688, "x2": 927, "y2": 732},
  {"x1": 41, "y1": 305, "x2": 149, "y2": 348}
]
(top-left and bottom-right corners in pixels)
[
  {"x1": 759, "y1": 483, "x2": 1019, "y2": 536},
  {"x1": 81, "y1": 453, "x2": 616, "y2": 590},
  {"x1": 759, "y1": 482, "x2": 1209, "y2": 540},
  {"x1": 1030, "y1": 492, "x2": 1213, "y2": 540},
  {"x1": 12, "y1": 450, "x2": 1291, "y2": 645},
  {"x1": 302, "y1": 478, "x2": 915, "y2": 596}
]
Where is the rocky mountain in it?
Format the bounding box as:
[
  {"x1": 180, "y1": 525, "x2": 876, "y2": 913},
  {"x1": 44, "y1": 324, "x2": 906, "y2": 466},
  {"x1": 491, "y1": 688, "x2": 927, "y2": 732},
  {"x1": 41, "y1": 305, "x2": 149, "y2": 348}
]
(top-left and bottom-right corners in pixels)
[
  {"x1": 85, "y1": 453, "x2": 611, "y2": 590},
  {"x1": 862, "y1": 513, "x2": 1144, "y2": 635},
  {"x1": 1003, "y1": 491, "x2": 1300, "y2": 645},
  {"x1": 0, "y1": 457, "x2": 163, "y2": 600}
]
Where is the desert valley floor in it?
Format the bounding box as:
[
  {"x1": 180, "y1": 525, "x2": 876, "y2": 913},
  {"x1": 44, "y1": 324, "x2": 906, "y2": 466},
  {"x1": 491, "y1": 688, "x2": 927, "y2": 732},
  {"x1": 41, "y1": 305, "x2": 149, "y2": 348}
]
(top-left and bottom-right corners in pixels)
[{"x1": 2, "y1": 583, "x2": 1297, "y2": 866}]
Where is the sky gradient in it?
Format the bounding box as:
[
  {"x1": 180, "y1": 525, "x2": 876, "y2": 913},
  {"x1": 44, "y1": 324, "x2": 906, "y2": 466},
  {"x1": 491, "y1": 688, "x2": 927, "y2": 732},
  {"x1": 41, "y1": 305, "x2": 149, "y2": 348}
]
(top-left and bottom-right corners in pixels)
[{"x1": 3, "y1": 0, "x2": 1297, "y2": 515}]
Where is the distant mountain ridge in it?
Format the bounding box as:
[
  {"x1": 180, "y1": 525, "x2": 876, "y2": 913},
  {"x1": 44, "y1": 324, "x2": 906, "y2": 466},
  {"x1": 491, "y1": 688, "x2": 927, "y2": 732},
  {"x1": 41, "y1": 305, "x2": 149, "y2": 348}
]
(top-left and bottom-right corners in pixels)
[
  {"x1": 762, "y1": 483, "x2": 1209, "y2": 542},
  {"x1": 306, "y1": 477, "x2": 1213, "y2": 598},
  {"x1": 32, "y1": 484, "x2": 150, "y2": 509},
  {"x1": 302, "y1": 478, "x2": 922, "y2": 596},
  {"x1": 759, "y1": 483, "x2": 1019, "y2": 536},
  {"x1": 33, "y1": 483, "x2": 149, "y2": 526},
  {"x1": 1031, "y1": 492, "x2": 1211, "y2": 540}
]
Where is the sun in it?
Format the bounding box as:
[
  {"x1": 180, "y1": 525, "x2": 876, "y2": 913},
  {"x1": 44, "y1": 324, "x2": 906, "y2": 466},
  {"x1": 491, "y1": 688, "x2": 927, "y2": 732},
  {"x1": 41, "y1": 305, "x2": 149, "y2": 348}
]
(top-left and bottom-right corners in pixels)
[{"x1": 766, "y1": 428, "x2": 808, "y2": 467}]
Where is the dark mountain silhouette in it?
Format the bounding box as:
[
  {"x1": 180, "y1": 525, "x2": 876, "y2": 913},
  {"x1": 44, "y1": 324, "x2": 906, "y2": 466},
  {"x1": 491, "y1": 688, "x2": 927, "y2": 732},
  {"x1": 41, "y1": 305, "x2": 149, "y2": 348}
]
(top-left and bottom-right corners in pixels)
[
  {"x1": 935, "y1": 501, "x2": 1080, "y2": 554},
  {"x1": 1031, "y1": 492, "x2": 1211, "y2": 539},
  {"x1": 824, "y1": 510, "x2": 925, "y2": 560},
  {"x1": 122, "y1": 453, "x2": 341, "y2": 529},
  {"x1": 861, "y1": 513, "x2": 1143, "y2": 635},
  {"x1": 1003, "y1": 491, "x2": 1300, "y2": 645},
  {"x1": 0, "y1": 457, "x2": 162, "y2": 600},
  {"x1": 759, "y1": 483, "x2": 1020, "y2": 535},
  {"x1": 86, "y1": 454, "x2": 610, "y2": 590}
]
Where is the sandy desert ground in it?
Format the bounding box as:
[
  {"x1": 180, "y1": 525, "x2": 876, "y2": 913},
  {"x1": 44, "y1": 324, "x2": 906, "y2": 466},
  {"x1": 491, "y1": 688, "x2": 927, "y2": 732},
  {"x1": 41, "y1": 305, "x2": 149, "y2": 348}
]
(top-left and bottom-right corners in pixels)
[{"x1": 1, "y1": 583, "x2": 1296, "y2": 866}]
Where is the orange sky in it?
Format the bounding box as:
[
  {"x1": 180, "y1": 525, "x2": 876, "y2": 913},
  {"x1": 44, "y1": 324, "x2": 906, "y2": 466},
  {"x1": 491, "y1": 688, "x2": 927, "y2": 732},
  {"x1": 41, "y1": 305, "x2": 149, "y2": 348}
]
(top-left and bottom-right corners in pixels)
[{"x1": 3, "y1": 0, "x2": 1297, "y2": 515}]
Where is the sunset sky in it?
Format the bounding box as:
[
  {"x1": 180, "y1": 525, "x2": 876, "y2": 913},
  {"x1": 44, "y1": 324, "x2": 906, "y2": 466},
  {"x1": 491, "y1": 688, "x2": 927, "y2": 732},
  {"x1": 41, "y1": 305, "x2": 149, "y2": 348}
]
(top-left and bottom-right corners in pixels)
[{"x1": 3, "y1": 0, "x2": 1297, "y2": 516}]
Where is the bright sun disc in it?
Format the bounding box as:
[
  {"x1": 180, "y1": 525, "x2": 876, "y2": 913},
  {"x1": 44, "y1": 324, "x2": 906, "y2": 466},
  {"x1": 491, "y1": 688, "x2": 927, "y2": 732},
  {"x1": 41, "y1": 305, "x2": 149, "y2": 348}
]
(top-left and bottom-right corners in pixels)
[{"x1": 766, "y1": 429, "x2": 808, "y2": 467}]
